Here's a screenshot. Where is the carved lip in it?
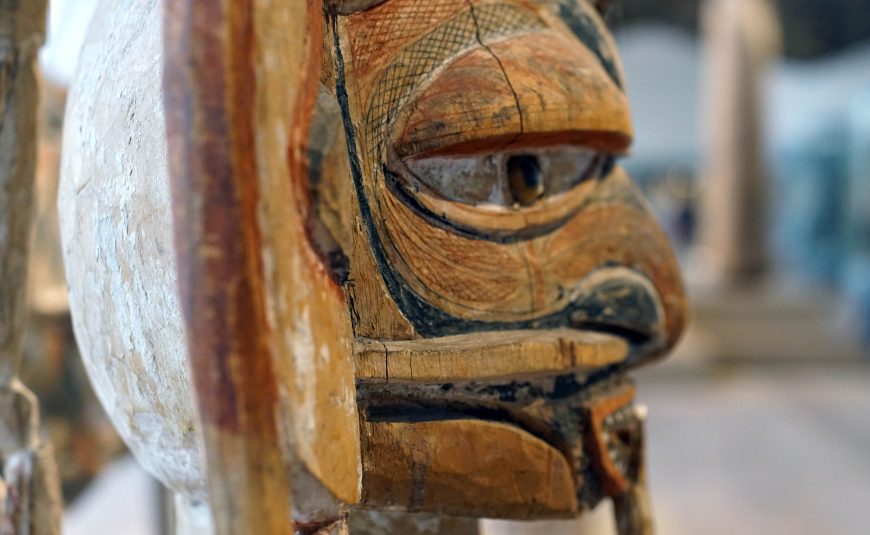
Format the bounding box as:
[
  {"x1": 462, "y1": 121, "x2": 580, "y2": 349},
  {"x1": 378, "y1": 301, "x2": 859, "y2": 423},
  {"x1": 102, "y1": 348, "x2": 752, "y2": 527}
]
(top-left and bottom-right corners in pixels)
[
  {"x1": 354, "y1": 328, "x2": 630, "y2": 383},
  {"x1": 563, "y1": 267, "x2": 667, "y2": 362},
  {"x1": 357, "y1": 368, "x2": 641, "y2": 516},
  {"x1": 353, "y1": 273, "x2": 664, "y2": 515},
  {"x1": 354, "y1": 266, "x2": 668, "y2": 383}
]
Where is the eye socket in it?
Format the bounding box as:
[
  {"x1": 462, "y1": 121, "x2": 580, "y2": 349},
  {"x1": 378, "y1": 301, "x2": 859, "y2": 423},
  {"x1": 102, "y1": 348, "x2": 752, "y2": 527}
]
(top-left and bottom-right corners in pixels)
[
  {"x1": 403, "y1": 154, "x2": 503, "y2": 205},
  {"x1": 401, "y1": 146, "x2": 604, "y2": 208}
]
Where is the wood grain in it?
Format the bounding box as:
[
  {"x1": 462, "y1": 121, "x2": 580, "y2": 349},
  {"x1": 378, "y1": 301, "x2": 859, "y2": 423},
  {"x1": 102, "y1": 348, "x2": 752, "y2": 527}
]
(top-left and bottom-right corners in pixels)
[
  {"x1": 0, "y1": 1, "x2": 63, "y2": 532},
  {"x1": 585, "y1": 383, "x2": 637, "y2": 496},
  {"x1": 255, "y1": 3, "x2": 362, "y2": 515},
  {"x1": 361, "y1": 418, "x2": 578, "y2": 519},
  {"x1": 163, "y1": 0, "x2": 302, "y2": 531},
  {"x1": 347, "y1": 509, "x2": 480, "y2": 535},
  {"x1": 355, "y1": 328, "x2": 628, "y2": 382},
  {"x1": 395, "y1": 32, "x2": 632, "y2": 158},
  {"x1": 612, "y1": 405, "x2": 653, "y2": 535},
  {"x1": 0, "y1": 0, "x2": 46, "y2": 387},
  {"x1": 333, "y1": 0, "x2": 686, "y2": 351}
]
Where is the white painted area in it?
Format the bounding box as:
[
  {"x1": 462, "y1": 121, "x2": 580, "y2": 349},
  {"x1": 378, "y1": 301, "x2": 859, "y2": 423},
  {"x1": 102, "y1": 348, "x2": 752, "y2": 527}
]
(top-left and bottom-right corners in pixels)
[{"x1": 58, "y1": 0, "x2": 204, "y2": 497}]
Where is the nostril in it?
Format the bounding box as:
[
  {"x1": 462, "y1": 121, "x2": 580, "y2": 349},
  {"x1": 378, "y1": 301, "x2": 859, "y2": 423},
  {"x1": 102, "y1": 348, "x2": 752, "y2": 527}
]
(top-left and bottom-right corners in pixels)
[{"x1": 506, "y1": 154, "x2": 544, "y2": 207}]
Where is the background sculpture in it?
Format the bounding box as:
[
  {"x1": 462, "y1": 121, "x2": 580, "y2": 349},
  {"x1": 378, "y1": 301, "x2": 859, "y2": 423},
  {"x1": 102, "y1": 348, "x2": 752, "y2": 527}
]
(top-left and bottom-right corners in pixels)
[
  {"x1": 0, "y1": 1, "x2": 62, "y2": 532},
  {"x1": 59, "y1": 0, "x2": 688, "y2": 533}
]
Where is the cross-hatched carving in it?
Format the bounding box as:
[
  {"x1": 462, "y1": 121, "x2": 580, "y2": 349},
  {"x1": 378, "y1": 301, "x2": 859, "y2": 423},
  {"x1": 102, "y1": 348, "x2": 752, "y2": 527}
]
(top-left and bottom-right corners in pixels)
[{"x1": 360, "y1": 3, "x2": 544, "y2": 173}]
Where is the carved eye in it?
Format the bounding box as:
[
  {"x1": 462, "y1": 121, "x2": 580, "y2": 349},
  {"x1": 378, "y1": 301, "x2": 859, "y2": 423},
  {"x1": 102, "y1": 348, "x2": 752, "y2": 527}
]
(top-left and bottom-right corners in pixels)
[
  {"x1": 401, "y1": 146, "x2": 604, "y2": 209},
  {"x1": 507, "y1": 155, "x2": 544, "y2": 207}
]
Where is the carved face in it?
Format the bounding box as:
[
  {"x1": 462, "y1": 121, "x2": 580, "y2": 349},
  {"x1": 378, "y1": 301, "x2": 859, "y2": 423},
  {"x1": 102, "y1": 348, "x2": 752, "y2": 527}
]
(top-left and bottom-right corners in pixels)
[
  {"x1": 60, "y1": 0, "x2": 689, "y2": 525},
  {"x1": 310, "y1": 0, "x2": 688, "y2": 519}
]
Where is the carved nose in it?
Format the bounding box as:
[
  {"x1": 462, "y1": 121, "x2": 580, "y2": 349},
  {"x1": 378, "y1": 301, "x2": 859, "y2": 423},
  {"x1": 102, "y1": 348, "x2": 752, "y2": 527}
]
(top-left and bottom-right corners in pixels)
[{"x1": 568, "y1": 270, "x2": 664, "y2": 349}]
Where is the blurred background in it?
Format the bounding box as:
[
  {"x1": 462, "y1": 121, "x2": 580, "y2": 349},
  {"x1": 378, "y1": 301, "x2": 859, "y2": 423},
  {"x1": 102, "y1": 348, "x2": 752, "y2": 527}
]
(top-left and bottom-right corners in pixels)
[{"x1": 24, "y1": 0, "x2": 870, "y2": 533}]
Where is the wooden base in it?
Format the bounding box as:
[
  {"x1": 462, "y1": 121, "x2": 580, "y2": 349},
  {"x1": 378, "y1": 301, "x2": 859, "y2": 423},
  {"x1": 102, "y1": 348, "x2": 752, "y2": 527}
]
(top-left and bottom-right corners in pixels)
[{"x1": 347, "y1": 509, "x2": 479, "y2": 535}]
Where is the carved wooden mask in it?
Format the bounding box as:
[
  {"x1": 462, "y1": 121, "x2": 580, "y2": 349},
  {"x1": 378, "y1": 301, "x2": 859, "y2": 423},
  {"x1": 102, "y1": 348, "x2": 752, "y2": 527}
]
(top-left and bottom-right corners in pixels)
[
  {"x1": 304, "y1": 0, "x2": 688, "y2": 520},
  {"x1": 62, "y1": 0, "x2": 689, "y2": 529}
]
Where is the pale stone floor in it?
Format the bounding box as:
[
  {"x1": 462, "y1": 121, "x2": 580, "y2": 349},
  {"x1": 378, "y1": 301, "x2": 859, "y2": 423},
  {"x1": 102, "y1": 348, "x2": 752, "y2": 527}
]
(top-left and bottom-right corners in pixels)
[
  {"x1": 639, "y1": 363, "x2": 870, "y2": 535},
  {"x1": 66, "y1": 363, "x2": 870, "y2": 535}
]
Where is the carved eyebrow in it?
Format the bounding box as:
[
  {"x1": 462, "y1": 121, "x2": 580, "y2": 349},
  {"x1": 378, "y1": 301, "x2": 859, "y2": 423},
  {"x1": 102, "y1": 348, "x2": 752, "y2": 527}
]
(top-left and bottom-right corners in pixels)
[
  {"x1": 360, "y1": 4, "x2": 544, "y2": 173},
  {"x1": 331, "y1": 0, "x2": 617, "y2": 17}
]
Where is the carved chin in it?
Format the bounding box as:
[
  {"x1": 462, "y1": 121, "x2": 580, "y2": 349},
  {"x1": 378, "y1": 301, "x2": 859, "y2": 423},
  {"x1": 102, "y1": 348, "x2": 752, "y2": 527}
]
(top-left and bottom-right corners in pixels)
[{"x1": 356, "y1": 369, "x2": 645, "y2": 518}]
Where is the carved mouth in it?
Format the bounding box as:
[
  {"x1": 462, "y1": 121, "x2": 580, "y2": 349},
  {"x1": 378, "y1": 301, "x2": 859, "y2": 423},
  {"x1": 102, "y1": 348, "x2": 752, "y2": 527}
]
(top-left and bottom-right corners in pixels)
[
  {"x1": 354, "y1": 267, "x2": 666, "y2": 384},
  {"x1": 353, "y1": 270, "x2": 662, "y2": 517},
  {"x1": 357, "y1": 369, "x2": 643, "y2": 517}
]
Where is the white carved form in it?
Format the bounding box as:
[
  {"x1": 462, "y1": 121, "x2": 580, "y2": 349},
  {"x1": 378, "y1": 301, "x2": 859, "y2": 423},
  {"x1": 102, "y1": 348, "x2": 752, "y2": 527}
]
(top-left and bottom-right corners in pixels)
[
  {"x1": 61, "y1": 0, "x2": 367, "y2": 530},
  {"x1": 60, "y1": 0, "x2": 364, "y2": 530},
  {"x1": 0, "y1": 1, "x2": 63, "y2": 532},
  {"x1": 57, "y1": 0, "x2": 209, "y2": 528}
]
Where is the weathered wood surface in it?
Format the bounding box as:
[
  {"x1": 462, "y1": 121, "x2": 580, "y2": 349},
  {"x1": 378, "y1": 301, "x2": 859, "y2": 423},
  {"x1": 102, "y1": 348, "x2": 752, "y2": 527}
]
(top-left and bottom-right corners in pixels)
[
  {"x1": 59, "y1": 0, "x2": 204, "y2": 507},
  {"x1": 361, "y1": 418, "x2": 577, "y2": 518},
  {"x1": 163, "y1": 0, "x2": 295, "y2": 530},
  {"x1": 355, "y1": 329, "x2": 628, "y2": 383},
  {"x1": 60, "y1": 0, "x2": 688, "y2": 533},
  {"x1": 62, "y1": 1, "x2": 359, "y2": 532},
  {"x1": 0, "y1": 1, "x2": 62, "y2": 532},
  {"x1": 607, "y1": 403, "x2": 653, "y2": 535},
  {"x1": 347, "y1": 509, "x2": 480, "y2": 535},
  {"x1": 0, "y1": 0, "x2": 44, "y2": 393},
  {"x1": 329, "y1": 0, "x2": 686, "y2": 355},
  {"x1": 297, "y1": 510, "x2": 481, "y2": 535},
  {"x1": 244, "y1": 2, "x2": 362, "y2": 518}
]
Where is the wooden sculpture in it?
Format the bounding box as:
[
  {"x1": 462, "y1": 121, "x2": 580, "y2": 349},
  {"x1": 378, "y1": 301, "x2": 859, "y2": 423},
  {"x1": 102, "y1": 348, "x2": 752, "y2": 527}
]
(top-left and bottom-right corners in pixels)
[
  {"x1": 0, "y1": 1, "x2": 63, "y2": 532},
  {"x1": 59, "y1": 0, "x2": 688, "y2": 533}
]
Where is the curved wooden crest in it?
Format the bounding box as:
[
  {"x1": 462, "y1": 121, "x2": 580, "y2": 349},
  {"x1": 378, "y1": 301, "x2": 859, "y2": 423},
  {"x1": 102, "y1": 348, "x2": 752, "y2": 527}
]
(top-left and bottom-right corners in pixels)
[{"x1": 163, "y1": 0, "x2": 341, "y2": 532}]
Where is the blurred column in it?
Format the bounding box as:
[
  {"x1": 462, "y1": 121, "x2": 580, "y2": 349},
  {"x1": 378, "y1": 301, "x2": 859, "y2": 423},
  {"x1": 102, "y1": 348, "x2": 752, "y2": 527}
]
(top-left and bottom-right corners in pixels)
[
  {"x1": 699, "y1": 0, "x2": 782, "y2": 284},
  {"x1": 846, "y1": 90, "x2": 870, "y2": 347}
]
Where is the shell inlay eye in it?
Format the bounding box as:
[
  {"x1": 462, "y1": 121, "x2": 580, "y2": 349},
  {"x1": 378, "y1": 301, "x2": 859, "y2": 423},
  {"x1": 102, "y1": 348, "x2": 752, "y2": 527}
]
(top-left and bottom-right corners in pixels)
[
  {"x1": 401, "y1": 146, "x2": 603, "y2": 209},
  {"x1": 507, "y1": 154, "x2": 544, "y2": 207}
]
